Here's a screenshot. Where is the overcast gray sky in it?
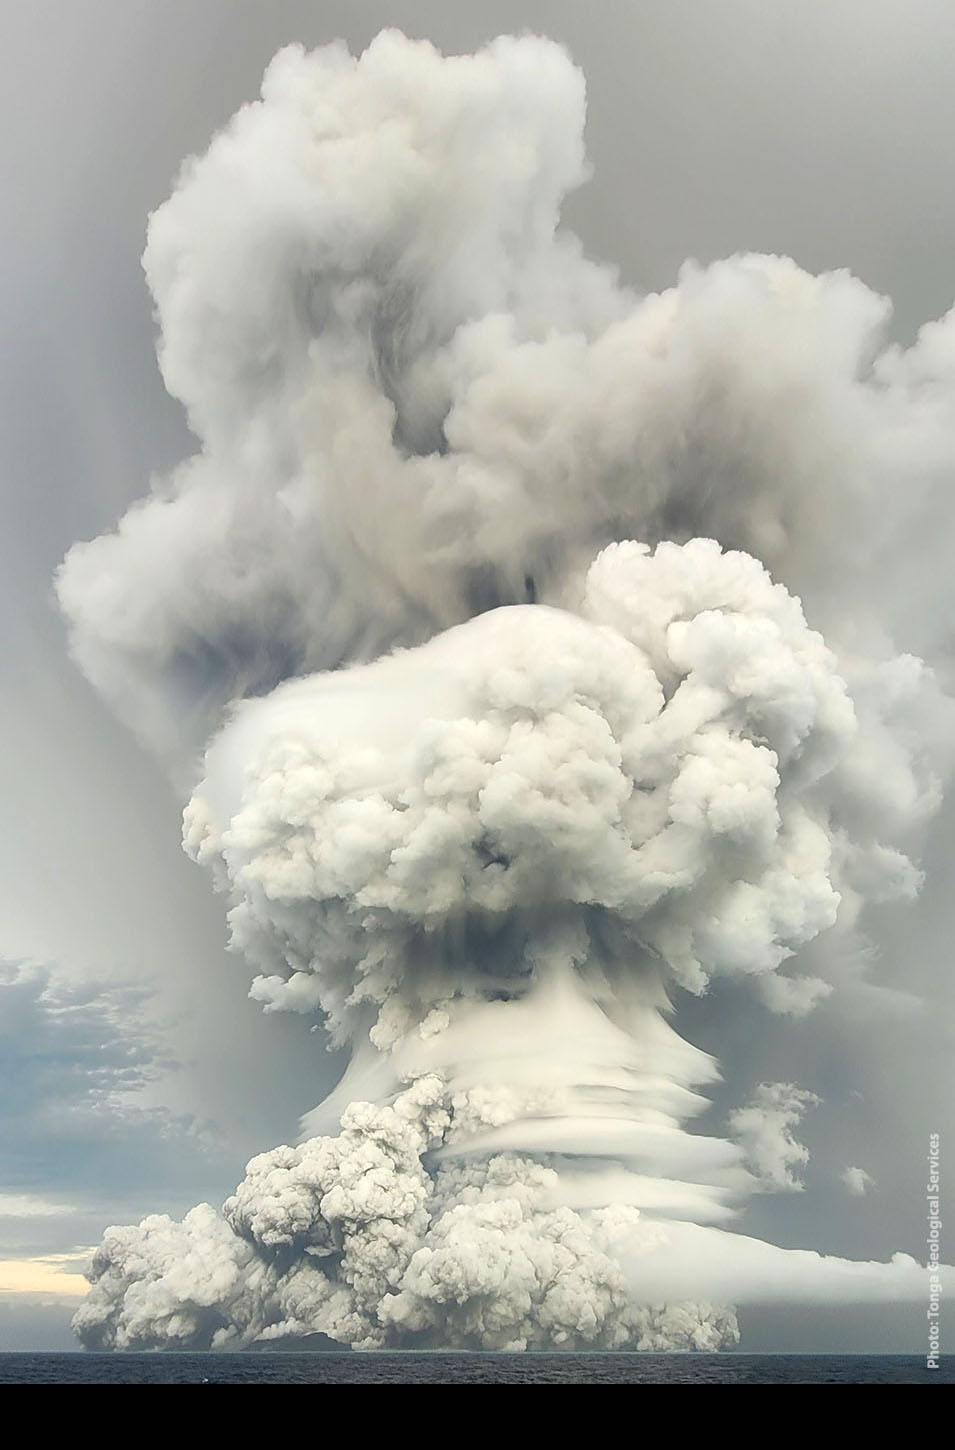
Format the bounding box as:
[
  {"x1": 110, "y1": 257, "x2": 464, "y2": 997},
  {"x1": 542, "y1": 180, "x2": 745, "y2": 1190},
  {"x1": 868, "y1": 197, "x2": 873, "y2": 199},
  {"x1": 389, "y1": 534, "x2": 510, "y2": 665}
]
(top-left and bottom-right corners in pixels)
[{"x1": 3, "y1": 0, "x2": 955, "y2": 1351}]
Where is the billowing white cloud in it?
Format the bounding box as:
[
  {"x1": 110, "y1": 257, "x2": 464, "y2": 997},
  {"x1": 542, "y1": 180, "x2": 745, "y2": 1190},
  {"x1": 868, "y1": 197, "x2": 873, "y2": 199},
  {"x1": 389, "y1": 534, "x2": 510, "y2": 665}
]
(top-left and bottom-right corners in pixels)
[
  {"x1": 75, "y1": 1076, "x2": 928, "y2": 1352},
  {"x1": 58, "y1": 30, "x2": 955, "y2": 1350},
  {"x1": 728, "y1": 1083, "x2": 820, "y2": 1192}
]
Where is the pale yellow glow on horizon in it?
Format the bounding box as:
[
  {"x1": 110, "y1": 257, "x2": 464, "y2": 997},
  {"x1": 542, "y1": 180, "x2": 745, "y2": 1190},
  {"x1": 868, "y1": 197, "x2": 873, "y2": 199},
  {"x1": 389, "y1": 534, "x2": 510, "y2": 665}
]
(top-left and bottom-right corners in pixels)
[{"x1": 0, "y1": 1255, "x2": 90, "y2": 1297}]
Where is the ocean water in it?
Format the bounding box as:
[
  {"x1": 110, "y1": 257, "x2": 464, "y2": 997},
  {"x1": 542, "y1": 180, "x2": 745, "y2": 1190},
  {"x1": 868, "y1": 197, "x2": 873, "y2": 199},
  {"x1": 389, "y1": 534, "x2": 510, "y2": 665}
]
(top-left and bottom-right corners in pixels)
[{"x1": 1, "y1": 1353, "x2": 951, "y2": 1384}]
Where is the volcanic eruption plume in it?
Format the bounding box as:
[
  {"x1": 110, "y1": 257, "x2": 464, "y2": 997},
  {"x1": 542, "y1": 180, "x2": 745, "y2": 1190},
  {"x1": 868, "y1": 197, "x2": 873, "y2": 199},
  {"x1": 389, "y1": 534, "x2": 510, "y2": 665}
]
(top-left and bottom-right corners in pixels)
[{"x1": 59, "y1": 31, "x2": 954, "y2": 1351}]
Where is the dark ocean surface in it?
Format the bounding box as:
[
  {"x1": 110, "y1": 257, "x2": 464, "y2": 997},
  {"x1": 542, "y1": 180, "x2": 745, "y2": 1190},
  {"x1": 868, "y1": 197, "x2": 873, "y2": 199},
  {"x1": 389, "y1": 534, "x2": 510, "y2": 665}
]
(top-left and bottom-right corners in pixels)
[{"x1": 1, "y1": 1352, "x2": 951, "y2": 1383}]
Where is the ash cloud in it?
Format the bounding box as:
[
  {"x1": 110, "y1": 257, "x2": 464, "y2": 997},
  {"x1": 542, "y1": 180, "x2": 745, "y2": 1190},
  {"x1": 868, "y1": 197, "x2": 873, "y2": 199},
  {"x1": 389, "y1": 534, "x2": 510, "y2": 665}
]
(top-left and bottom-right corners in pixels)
[
  {"x1": 75, "y1": 1077, "x2": 738, "y2": 1352},
  {"x1": 728, "y1": 1083, "x2": 820, "y2": 1193},
  {"x1": 58, "y1": 31, "x2": 955, "y2": 1350}
]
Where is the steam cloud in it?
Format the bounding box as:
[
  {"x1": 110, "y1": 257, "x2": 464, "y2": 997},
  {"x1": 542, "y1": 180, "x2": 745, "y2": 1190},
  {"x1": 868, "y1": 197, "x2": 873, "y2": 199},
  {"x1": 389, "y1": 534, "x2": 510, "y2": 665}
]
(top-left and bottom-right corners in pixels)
[{"x1": 60, "y1": 31, "x2": 954, "y2": 1351}]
